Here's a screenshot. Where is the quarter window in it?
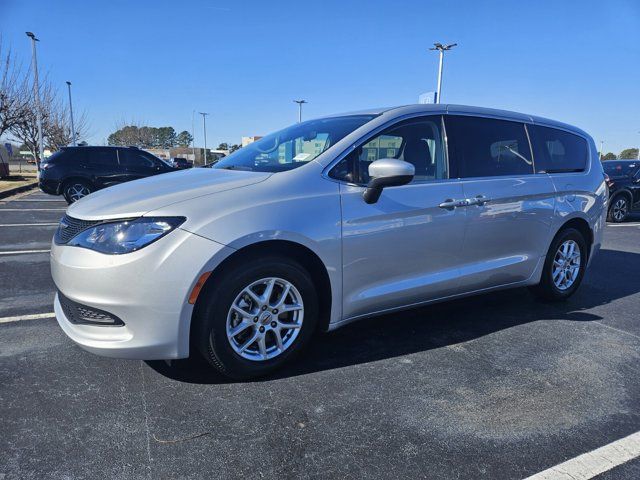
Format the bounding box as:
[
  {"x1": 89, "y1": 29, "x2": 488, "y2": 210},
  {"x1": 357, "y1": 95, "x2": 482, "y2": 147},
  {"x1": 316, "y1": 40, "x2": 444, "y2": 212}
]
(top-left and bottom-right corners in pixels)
[
  {"x1": 529, "y1": 125, "x2": 588, "y2": 173},
  {"x1": 330, "y1": 116, "x2": 447, "y2": 184},
  {"x1": 445, "y1": 116, "x2": 533, "y2": 178}
]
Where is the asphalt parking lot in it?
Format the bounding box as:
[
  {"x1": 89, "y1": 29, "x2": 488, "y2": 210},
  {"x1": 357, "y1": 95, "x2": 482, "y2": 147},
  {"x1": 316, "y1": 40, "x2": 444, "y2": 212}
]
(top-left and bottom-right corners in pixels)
[{"x1": 1, "y1": 190, "x2": 640, "y2": 479}]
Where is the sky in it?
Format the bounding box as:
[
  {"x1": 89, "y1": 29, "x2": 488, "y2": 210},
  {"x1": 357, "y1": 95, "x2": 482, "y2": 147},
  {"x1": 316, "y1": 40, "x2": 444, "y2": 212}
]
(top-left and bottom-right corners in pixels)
[{"x1": 1, "y1": 0, "x2": 639, "y2": 154}]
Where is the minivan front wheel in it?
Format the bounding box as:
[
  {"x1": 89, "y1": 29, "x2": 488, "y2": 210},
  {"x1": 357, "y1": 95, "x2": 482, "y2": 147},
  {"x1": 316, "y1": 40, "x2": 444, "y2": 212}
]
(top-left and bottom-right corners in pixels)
[
  {"x1": 63, "y1": 180, "x2": 92, "y2": 204},
  {"x1": 194, "y1": 256, "x2": 318, "y2": 379},
  {"x1": 531, "y1": 227, "x2": 587, "y2": 301}
]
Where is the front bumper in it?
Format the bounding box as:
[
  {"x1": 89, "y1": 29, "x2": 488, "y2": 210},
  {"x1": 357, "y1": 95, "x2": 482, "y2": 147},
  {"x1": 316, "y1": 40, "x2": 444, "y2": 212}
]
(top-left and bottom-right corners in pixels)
[
  {"x1": 39, "y1": 178, "x2": 62, "y2": 195},
  {"x1": 51, "y1": 227, "x2": 234, "y2": 359}
]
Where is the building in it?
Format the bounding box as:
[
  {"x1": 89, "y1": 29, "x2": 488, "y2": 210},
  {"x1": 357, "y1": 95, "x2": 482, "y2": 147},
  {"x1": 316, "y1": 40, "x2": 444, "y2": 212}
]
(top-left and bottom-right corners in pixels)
[{"x1": 242, "y1": 136, "x2": 262, "y2": 147}]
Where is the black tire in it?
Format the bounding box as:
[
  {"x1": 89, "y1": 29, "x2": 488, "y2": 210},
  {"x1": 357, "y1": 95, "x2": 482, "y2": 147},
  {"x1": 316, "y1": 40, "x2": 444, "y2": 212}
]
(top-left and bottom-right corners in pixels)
[
  {"x1": 193, "y1": 256, "x2": 318, "y2": 380},
  {"x1": 607, "y1": 194, "x2": 630, "y2": 223},
  {"x1": 63, "y1": 179, "x2": 93, "y2": 204},
  {"x1": 530, "y1": 227, "x2": 587, "y2": 301}
]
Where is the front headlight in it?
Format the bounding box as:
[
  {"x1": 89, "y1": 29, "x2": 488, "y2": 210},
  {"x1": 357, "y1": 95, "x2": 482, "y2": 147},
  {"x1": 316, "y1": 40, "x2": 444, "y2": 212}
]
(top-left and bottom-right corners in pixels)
[{"x1": 68, "y1": 217, "x2": 185, "y2": 254}]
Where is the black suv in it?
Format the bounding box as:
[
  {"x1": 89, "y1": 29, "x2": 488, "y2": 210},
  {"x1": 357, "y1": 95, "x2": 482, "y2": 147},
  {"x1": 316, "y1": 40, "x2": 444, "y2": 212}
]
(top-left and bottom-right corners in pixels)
[
  {"x1": 603, "y1": 160, "x2": 640, "y2": 222},
  {"x1": 39, "y1": 146, "x2": 176, "y2": 203}
]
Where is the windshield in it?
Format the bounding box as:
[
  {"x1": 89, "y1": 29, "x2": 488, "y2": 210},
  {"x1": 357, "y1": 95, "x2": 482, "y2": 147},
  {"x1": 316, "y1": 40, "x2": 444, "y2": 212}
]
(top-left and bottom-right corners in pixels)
[
  {"x1": 604, "y1": 161, "x2": 639, "y2": 178},
  {"x1": 213, "y1": 115, "x2": 376, "y2": 173}
]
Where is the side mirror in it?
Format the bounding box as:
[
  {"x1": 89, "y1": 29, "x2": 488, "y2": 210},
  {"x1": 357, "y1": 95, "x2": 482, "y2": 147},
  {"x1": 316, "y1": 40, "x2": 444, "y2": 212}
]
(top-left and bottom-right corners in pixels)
[{"x1": 363, "y1": 158, "x2": 415, "y2": 204}]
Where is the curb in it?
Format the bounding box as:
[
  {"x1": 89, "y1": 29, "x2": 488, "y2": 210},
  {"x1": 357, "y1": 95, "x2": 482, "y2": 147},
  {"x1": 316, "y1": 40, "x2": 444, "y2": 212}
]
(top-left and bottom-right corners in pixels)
[{"x1": 0, "y1": 181, "x2": 39, "y2": 200}]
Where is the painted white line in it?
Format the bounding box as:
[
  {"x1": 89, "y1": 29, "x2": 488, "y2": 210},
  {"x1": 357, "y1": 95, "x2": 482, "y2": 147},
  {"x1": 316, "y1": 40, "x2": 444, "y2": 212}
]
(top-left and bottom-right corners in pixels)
[
  {"x1": 0, "y1": 312, "x2": 56, "y2": 324},
  {"x1": 0, "y1": 208, "x2": 66, "y2": 211},
  {"x1": 607, "y1": 223, "x2": 640, "y2": 227},
  {"x1": 524, "y1": 430, "x2": 640, "y2": 480},
  {"x1": 0, "y1": 223, "x2": 58, "y2": 227},
  {"x1": 0, "y1": 249, "x2": 51, "y2": 256},
  {"x1": 1, "y1": 199, "x2": 64, "y2": 202}
]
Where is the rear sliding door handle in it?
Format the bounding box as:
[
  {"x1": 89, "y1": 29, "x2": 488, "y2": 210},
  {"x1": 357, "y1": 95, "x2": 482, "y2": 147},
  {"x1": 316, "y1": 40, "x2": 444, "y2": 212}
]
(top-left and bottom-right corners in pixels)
[{"x1": 474, "y1": 195, "x2": 491, "y2": 206}]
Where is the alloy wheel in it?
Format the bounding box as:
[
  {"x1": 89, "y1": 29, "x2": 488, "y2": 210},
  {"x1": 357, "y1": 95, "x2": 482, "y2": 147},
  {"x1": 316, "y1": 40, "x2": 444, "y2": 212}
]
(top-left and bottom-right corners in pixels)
[
  {"x1": 226, "y1": 277, "x2": 304, "y2": 361},
  {"x1": 67, "y1": 184, "x2": 90, "y2": 202},
  {"x1": 552, "y1": 240, "x2": 581, "y2": 291},
  {"x1": 612, "y1": 198, "x2": 628, "y2": 222}
]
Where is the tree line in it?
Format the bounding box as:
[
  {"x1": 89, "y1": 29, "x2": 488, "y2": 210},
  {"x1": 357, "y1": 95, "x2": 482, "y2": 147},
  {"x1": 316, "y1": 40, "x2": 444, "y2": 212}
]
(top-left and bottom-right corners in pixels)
[
  {"x1": 601, "y1": 148, "x2": 639, "y2": 161},
  {"x1": 0, "y1": 39, "x2": 89, "y2": 161},
  {"x1": 107, "y1": 124, "x2": 241, "y2": 152}
]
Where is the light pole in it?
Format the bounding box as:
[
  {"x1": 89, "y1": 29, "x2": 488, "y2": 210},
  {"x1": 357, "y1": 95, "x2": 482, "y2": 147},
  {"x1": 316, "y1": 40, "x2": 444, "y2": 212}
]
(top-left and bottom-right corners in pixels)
[
  {"x1": 26, "y1": 32, "x2": 44, "y2": 165},
  {"x1": 191, "y1": 110, "x2": 196, "y2": 161},
  {"x1": 637, "y1": 132, "x2": 640, "y2": 161},
  {"x1": 600, "y1": 140, "x2": 604, "y2": 160},
  {"x1": 66, "y1": 81, "x2": 76, "y2": 146},
  {"x1": 294, "y1": 99, "x2": 307, "y2": 123},
  {"x1": 429, "y1": 42, "x2": 457, "y2": 104},
  {"x1": 199, "y1": 112, "x2": 209, "y2": 165}
]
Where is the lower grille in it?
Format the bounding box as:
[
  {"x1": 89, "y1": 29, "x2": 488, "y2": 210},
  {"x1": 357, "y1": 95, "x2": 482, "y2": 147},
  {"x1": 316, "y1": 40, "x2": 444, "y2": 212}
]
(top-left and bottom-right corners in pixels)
[{"x1": 58, "y1": 292, "x2": 124, "y2": 326}]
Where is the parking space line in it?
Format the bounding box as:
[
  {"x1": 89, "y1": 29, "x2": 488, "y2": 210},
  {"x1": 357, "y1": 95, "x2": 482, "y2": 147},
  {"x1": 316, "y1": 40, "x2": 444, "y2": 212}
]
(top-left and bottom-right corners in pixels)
[
  {"x1": 0, "y1": 199, "x2": 65, "y2": 202},
  {"x1": 0, "y1": 208, "x2": 66, "y2": 211},
  {"x1": 607, "y1": 223, "x2": 640, "y2": 227},
  {"x1": 524, "y1": 430, "x2": 640, "y2": 480},
  {"x1": 0, "y1": 312, "x2": 56, "y2": 324},
  {"x1": 0, "y1": 223, "x2": 58, "y2": 227},
  {"x1": 0, "y1": 249, "x2": 51, "y2": 255}
]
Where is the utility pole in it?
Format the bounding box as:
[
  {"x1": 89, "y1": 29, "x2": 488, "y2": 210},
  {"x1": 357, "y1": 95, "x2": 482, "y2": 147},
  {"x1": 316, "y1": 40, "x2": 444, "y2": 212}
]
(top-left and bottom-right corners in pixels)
[
  {"x1": 600, "y1": 140, "x2": 604, "y2": 160},
  {"x1": 199, "y1": 112, "x2": 209, "y2": 165},
  {"x1": 429, "y1": 42, "x2": 457, "y2": 104},
  {"x1": 26, "y1": 32, "x2": 44, "y2": 166},
  {"x1": 294, "y1": 99, "x2": 307, "y2": 123},
  {"x1": 66, "y1": 81, "x2": 76, "y2": 146},
  {"x1": 191, "y1": 110, "x2": 196, "y2": 161}
]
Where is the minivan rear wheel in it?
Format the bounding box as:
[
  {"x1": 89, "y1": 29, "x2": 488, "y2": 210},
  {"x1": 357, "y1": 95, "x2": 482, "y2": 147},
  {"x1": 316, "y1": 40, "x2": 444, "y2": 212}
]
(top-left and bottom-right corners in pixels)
[
  {"x1": 530, "y1": 227, "x2": 587, "y2": 301},
  {"x1": 194, "y1": 256, "x2": 318, "y2": 380},
  {"x1": 63, "y1": 180, "x2": 93, "y2": 204}
]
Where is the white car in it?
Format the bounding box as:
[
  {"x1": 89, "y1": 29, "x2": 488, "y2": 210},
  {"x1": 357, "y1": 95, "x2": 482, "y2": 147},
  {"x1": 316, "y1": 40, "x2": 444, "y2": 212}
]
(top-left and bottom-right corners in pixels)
[{"x1": 51, "y1": 105, "x2": 606, "y2": 379}]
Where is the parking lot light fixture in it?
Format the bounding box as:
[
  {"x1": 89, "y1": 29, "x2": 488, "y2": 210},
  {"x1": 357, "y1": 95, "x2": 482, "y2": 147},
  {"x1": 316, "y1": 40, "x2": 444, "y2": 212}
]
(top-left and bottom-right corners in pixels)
[
  {"x1": 26, "y1": 32, "x2": 44, "y2": 165},
  {"x1": 66, "y1": 82, "x2": 76, "y2": 146},
  {"x1": 294, "y1": 100, "x2": 307, "y2": 123},
  {"x1": 429, "y1": 42, "x2": 457, "y2": 104},
  {"x1": 199, "y1": 112, "x2": 209, "y2": 165}
]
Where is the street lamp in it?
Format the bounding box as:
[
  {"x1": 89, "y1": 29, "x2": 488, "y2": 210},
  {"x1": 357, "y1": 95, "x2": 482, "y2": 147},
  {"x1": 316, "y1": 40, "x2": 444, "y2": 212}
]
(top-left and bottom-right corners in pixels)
[
  {"x1": 26, "y1": 32, "x2": 44, "y2": 165},
  {"x1": 66, "y1": 81, "x2": 76, "y2": 146},
  {"x1": 199, "y1": 112, "x2": 209, "y2": 165},
  {"x1": 429, "y1": 42, "x2": 457, "y2": 104},
  {"x1": 294, "y1": 99, "x2": 307, "y2": 123}
]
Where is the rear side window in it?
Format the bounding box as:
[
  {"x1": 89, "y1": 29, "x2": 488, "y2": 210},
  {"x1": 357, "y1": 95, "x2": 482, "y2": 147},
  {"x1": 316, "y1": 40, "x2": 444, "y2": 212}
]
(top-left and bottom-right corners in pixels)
[
  {"x1": 445, "y1": 115, "x2": 533, "y2": 178},
  {"x1": 88, "y1": 148, "x2": 118, "y2": 167},
  {"x1": 529, "y1": 125, "x2": 588, "y2": 173}
]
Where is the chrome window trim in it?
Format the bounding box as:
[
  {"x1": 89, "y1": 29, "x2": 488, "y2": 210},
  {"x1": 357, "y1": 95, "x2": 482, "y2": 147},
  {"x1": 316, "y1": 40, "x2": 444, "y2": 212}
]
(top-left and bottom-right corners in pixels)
[{"x1": 322, "y1": 113, "x2": 453, "y2": 187}]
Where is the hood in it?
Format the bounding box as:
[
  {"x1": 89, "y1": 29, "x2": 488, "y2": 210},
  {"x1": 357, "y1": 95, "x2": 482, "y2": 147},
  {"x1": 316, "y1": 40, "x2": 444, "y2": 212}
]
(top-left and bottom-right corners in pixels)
[{"x1": 67, "y1": 168, "x2": 271, "y2": 220}]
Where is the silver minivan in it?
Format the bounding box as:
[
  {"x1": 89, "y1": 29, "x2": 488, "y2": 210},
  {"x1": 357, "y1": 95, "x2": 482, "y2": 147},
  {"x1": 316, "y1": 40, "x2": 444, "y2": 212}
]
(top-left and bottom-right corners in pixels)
[{"x1": 50, "y1": 104, "x2": 607, "y2": 379}]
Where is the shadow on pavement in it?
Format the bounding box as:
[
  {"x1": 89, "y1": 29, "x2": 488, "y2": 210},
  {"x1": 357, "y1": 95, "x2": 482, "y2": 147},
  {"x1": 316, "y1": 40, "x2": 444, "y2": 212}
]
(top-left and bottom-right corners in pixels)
[{"x1": 146, "y1": 248, "x2": 639, "y2": 384}]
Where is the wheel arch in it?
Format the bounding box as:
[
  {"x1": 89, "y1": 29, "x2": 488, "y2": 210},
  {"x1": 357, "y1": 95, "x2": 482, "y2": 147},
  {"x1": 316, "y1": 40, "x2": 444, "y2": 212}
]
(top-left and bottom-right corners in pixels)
[
  {"x1": 610, "y1": 188, "x2": 633, "y2": 203},
  {"x1": 62, "y1": 176, "x2": 95, "y2": 191},
  {"x1": 190, "y1": 239, "x2": 333, "y2": 347},
  {"x1": 555, "y1": 217, "x2": 593, "y2": 261}
]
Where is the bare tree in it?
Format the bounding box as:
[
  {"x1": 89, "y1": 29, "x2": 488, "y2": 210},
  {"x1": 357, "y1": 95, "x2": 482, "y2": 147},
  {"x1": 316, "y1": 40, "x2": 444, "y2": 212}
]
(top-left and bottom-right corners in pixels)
[
  {"x1": 46, "y1": 100, "x2": 90, "y2": 150},
  {"x1": 0, "y1": 39, "x2": 30, "y2": 139},
  {"x1": 9, "y1": 78, "x2": 55, "y2": 161}
]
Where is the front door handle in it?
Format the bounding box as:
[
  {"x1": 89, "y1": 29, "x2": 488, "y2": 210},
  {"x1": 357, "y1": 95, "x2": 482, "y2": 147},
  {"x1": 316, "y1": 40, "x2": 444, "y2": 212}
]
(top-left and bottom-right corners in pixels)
[{"x1": 439, "y1": 198, "x2": 472, "y2": 210}]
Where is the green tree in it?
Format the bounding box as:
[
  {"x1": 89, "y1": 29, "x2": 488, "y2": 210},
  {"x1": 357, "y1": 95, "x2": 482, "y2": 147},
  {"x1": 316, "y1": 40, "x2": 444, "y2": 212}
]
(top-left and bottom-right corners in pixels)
[
  {"x1": 602, "y1": 152, "x2": 616, "y2": 161},
  {"x1": 176, "y1": 130, "x2": 193, "y2": 147},
  {"x1": 619, "y1": 148, "x2": 639, "y2": 159},
  {"x1": 217, "y1": 142, "x2": 229, "y2": 150},
  {"x1": 229, "y1": 144, "x2": 241, "y2": 153},
  {"x1": 156, "y1": 126, "x2": 176, "y2": 148}
]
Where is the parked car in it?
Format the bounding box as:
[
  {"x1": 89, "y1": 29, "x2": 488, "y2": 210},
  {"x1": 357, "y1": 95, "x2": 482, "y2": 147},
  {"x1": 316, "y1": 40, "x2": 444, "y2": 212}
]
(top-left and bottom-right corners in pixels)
[
  {"x1": 603, "y1": 160, "x2": 640, "y2": 222},
  {"x1": 50, "y1": 105, "x2": 606, "y2": 379},
  {"x1": 172, "y1": 157, "x2": 193, "y2": 169},
  {"x1": 38, "y1": 146, "x2": 176, "y2": 204}
]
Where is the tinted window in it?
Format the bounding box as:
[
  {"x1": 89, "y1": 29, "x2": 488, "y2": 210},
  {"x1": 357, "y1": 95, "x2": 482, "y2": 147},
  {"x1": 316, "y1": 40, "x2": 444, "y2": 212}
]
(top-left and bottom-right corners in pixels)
[
  {"x1": 330, "y1": 116, "x2": 447, "y2": 184},
  {"x1": 603, "y1": 161, "x2": 639, "y2": 178},
  {"x1": 87, "y1": 148, "x2": 118, "y2": 167},
  {"x1": 529, "y1": 125, "x2": 588, "y2": 173},
  {"x1": 445, "y1": 116, "x2": 533, "y2": 178},
  {"x1": 120, "y1": 150, "x2": 157, "y2": 168}
]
